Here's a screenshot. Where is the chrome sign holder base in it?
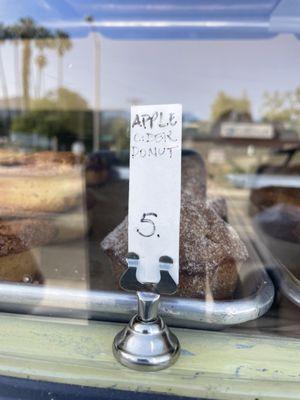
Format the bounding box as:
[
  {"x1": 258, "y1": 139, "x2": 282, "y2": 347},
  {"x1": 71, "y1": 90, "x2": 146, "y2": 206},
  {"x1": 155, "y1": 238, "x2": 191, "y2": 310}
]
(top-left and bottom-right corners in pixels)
[{"x1": 113, "y1": 291, "x2": 180, "y2": 371}]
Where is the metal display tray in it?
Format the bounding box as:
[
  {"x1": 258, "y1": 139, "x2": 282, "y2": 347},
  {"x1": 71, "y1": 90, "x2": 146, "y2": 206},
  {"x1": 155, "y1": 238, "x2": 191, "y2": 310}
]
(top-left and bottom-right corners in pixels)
[
  {"x1": 269, "y1": 261, "x2": 300, "y2": 308},
  {"x1": 250, "y1": 231, "x2": 300, "y2": 308},
  {"x1": 0, "y1": 241, "x2": 274, "y2": 330},
  {"x1": 250, "y1": 220, "x2": 300, "y2": 308}
]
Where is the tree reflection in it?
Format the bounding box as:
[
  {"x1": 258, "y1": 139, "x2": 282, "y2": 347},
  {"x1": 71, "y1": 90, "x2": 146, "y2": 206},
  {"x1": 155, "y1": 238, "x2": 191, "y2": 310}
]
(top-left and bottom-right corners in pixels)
[
  {"x1": 0, "y1": 18, "x2": 72, "y2": 109},
  {"x1": 54, "y1": 30, "x2": 72, "y2": 90}
]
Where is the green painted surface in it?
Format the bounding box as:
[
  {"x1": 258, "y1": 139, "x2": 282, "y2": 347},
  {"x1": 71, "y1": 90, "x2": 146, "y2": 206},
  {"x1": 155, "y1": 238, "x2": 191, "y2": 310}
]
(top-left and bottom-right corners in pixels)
[{"x1": 0, "y1": 313, "x2": 299, "y2": 399}]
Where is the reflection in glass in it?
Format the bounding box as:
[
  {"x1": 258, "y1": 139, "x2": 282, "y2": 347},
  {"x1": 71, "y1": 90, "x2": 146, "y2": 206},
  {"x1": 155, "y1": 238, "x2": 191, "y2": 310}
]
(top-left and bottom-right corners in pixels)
[{"x1": 0, "y1": 20, "x2": 299, "y2": 337}]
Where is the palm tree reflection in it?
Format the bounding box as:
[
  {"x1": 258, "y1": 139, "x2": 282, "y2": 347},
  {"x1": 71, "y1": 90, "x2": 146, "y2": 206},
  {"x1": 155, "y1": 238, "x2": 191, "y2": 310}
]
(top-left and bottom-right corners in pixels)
[
  {"x1": 0, "y1": 18, "x2": 73, "y2": 110},
  {"x1": 54, "y1": 30, "x2": 72, "y2": 90}
]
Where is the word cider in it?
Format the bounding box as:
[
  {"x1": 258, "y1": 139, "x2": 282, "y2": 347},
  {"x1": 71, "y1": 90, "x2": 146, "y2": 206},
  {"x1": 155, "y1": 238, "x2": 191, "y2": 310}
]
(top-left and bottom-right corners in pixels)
[{"x1": 131, "y1": 111, "x2": 179, "y2": 159}]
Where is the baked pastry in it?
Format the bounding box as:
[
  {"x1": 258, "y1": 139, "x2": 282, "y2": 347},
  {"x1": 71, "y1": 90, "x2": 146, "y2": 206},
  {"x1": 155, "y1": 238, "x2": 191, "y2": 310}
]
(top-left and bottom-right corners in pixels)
[
  {"x1": 101, "y1": 192, "x2": 248, "y2": 300},
  {"x1": 85, "y1": 152, "x2": 110, "y2": 187},
  {"x1": 0, "y1": 170, "x2": 83, "y2": 215},
  {"x1": 179, "y1": 193, "x2": 247, "y2": 298},
  {"x1": 0, "y1": 152, "x2": 85, "y2": 216},
  {"x1": 0, "y1": 151, "x2": 87, "y2": 284},
  {"x1": 0, "y1": 218, "x2": 57, "y2": 256},
  {"x1": 0, "y1": 149, "x2": 26, "y2": 166},
  {"x1": 100, "y1": 150, "x2": 245, "y2": 299},
  {"x1": 207, "y1": 196, "x2": 228, "y2": 221},
  {"x1": 254, "y1": 203, "x2": 300, "y2": 244},
  {"x1": 182, "y1": 153, "x2": 228, "y2": 221},
  {"x1": 0, "y1": 249, "x2": 42, "y2": 283},
  {"x1": 23, "y1": 151, "x2": 80, "y2": 166},
  {"x1": 47, "y1": 207, "x2": 90, "y2": 243},
  {"x1": 250, "y1": 186, "x2": 300, "y2": 215},
  {"x1": 181, "y1": 151, "x2": 206, "y2": 198}
]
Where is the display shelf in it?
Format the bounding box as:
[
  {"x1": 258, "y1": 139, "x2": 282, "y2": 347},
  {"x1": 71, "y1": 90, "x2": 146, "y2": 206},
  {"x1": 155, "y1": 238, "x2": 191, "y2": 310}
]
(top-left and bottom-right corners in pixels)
[{"x1": 0, "y1": 312, "x2": 299, "y2": 400}]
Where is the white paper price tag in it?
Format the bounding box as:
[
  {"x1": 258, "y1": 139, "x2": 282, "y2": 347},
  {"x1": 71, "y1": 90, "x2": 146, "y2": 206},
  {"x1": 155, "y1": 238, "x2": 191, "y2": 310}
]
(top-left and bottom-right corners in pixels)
[{"x1": 128, "y1": 104, "x2": 182, "y2": 284}]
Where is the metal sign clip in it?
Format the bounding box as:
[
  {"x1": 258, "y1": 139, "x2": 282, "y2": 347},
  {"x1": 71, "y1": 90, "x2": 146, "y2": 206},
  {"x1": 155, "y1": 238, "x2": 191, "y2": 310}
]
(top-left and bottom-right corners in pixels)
[{"x1": 120, "y1": 253, "x2": 177, "y2": 295}]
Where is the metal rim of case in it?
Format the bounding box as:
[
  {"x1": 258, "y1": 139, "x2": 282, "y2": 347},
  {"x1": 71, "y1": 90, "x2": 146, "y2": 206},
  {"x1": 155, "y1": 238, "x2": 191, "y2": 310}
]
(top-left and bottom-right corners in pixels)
[{"x1": 0, "y1": 264, "x2": 274, "y2": 330}]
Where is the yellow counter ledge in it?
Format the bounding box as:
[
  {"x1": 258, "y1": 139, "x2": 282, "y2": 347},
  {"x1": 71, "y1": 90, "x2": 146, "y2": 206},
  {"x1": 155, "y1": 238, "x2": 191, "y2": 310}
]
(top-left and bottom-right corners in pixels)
[{"x1": 0, "y1": 313, "x2": 299, "y2": 400}]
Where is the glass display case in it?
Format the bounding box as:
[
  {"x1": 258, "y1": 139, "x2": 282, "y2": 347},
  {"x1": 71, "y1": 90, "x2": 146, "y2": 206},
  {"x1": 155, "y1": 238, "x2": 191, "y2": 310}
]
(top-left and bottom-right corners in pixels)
[{"x1": 0, "y1": 0, "x2": 299, "y2": 398}]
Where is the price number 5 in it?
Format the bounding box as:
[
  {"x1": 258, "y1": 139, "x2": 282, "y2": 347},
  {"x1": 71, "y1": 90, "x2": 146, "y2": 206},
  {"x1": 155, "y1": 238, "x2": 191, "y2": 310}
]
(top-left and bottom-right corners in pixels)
[{"x1": 137, "y1": 212, "x2": 159, "y2": 238}]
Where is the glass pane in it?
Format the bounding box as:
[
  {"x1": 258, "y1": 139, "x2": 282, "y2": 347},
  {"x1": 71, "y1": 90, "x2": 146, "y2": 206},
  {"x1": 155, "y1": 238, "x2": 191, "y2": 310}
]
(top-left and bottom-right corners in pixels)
[{"x1": 0, "y1": 2, "x2": 300, "y2": 359}]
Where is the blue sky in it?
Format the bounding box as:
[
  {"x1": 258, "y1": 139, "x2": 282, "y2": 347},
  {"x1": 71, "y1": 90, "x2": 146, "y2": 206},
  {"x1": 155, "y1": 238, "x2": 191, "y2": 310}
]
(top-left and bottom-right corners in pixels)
[{"x1": 1, "y1": 32, "x2": 300, "y2": 120}]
